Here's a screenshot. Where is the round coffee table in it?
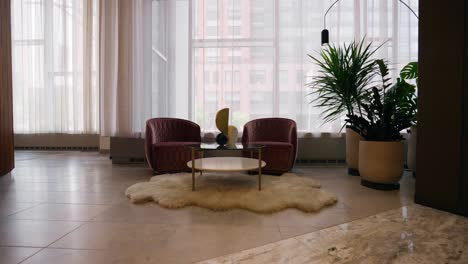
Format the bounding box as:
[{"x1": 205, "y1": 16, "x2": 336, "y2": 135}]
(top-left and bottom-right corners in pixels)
[
  {"x1": 186, "y1": 144, "x2": 266, "y2": 191},
  {"x1": 187, "y1": 157, "x2": 266, "y2": 191}
]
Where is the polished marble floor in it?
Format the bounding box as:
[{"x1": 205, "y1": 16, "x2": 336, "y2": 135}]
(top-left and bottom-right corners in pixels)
[
  {"x1": 0, "y1": 151, "x2": 415, "y2": 263},
  {"x1": 199, "y1": 204, "x2": 468, "y2": 263}
]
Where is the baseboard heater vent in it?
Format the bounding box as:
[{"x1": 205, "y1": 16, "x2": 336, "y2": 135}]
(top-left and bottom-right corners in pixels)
[
  {"x1": 15, "y1": 146, "x2": 99, "y2": 151},
  {"x1": 296, "y1": 159, "x2": 345, "y2": 165}
]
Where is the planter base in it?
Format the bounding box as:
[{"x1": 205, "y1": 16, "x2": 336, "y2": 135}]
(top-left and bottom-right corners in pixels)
[
  {"x1": 361, "y1": 179, "x2": 400, "y2": 191},
  {"x1": 348, "y1": 168, "x2": 360, "y2": 176}
]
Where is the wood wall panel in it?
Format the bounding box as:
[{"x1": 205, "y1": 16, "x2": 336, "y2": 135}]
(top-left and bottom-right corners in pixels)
[
  {"x1": 0, "y1": 0, "x2": 14, "y2": 176},
  {"x1": 415, "y1": 0, "x2": 468, "y2": 216},
  {"x1": 461, "y1": 0, "x2": 468, "y2": 215}
]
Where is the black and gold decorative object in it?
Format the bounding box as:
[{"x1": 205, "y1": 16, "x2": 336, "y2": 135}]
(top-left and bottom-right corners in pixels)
[{"x1": 215, "y1": 108, "x2": 229, "y2": 146}]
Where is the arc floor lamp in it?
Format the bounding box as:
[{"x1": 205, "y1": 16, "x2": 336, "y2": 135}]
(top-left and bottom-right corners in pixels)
[{"x1": 322, "y1": 0, "x2": 419, "y2": 45}]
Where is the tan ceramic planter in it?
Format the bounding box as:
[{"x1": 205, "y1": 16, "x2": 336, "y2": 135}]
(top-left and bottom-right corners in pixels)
[
  {"x1": 345, "y1": 128, "x2": 362, "y2": 175},
  {"x1": 407, "y1": 125, "x2": 417, "y2": 174},
  {"x1": 359, "y1": 141, "x2": 404, "y2": 185}
]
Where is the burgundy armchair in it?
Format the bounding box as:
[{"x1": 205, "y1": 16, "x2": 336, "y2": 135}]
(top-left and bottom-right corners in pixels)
[
  {"x1": 242, "y1": 118, "x2": 297, "y2": 174},
  {"x1": 145, "y1": 118, "x2": 201, "y2": 174}
]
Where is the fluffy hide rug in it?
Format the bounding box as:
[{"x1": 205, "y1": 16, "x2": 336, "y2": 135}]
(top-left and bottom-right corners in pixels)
[{"x1": 125, "y1": 172, "x2": 338, "y2": 213}]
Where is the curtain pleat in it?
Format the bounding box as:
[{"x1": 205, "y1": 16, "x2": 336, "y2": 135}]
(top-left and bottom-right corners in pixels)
[{"x1": 99, "y1": 0, "x2": 152, "y2": 138}]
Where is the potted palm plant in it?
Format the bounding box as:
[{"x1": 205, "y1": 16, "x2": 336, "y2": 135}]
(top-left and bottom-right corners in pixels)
[
  {"x1": 346, "y1": 60, "x2": 417, "y2": 190},
  {"x1": 307, "y1": 39, "x2": 380, "y2": 175}
]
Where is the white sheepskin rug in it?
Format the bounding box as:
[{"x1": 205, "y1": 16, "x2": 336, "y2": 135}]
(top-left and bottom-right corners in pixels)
[{"x1": 125, "y1": 172, "x2": 338, "y2": 214}]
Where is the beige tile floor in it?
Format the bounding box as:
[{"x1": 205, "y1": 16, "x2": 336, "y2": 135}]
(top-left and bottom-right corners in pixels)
[{"x1": 0, "y1": 151, "x2": 415, "y2": 264}]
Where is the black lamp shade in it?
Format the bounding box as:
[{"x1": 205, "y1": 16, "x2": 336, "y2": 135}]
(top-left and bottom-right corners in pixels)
[{"x1": 321, "y1": 29, "x2": 329, "y2": 45}]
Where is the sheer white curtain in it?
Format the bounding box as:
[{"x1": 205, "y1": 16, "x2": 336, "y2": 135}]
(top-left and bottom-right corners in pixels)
[
  {"x1": 99, "y1": 0, "x2": 152, "y2": 137},
  {"x1": 152, "y1": 0, "x2": 190, "y2": 119},
  {"x1": 11, "y1": 0, "x2": 99, "y2": 134},
  {"x1": 190, "y1": 0, "x2": 419, "y2": 133},
  {"x1": 98, "y1": 0, "x2": 188, "y2": 137}
]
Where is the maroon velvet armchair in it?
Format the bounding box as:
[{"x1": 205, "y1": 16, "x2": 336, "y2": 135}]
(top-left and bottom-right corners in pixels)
[
  {"x1": 242, "y1": 118, "x2": 297, "y2": 174},
  {"x1": 145, "y1": 118, "x2": 201, "y2": 174}
]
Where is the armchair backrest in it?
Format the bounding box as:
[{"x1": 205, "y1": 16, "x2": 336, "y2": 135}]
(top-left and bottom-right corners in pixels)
[
  {"x1": 146, "y1": 118, "x2": 201, "y2": 144},
  {"x1": 242, "y1": 118, "x2": 297, "y2": 143}
]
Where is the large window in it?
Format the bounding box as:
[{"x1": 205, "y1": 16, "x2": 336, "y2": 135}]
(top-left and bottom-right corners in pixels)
[
  {"x1": 11, "y1": 0, "x2": 418, "y2": 135},
  {"x1": 190, "y1": 0, "x2": 418, "y2": 132},
  {"x1": 11, "y1": 0, "x2": 99, "y2": 134}
]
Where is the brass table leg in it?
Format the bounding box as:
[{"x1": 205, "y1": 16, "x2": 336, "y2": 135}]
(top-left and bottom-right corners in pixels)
[
  {"x1": 192, "y1": 148, "x2": 195, "y2": 191},
  {"x1": 199, "y1": 151, "x2": 203, "y2": 176},
  {"x1": 258, "y1": 148, "x2": 262, "y2": 191}
]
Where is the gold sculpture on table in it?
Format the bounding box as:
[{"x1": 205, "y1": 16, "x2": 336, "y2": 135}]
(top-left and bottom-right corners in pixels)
[
  {"x1": 215, "y1": 108, "x2": 229, "y2": 134},
  {"x1": 227, "y1": 125, "x2": 238, "y2": 147},
  {"x1": 215, "y1": 108, "x2": 237, "y2": 147}
]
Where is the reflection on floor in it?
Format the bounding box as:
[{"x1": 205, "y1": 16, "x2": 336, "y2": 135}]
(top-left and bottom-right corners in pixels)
[
  {"x1": 198, "y1": 204, "x2": 468, "y2": 263},
  {"x1": 0, "y1": 151, "x2": 416, "y2": 263}
]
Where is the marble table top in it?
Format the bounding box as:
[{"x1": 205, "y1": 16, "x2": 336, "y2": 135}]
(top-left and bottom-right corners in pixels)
[{"x1": 198, "y1": 204, "x2": 468, "y2": 263}]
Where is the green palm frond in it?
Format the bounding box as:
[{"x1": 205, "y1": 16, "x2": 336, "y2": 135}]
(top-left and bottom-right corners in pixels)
[
  {"x1": 346, "y1": 60, "x2": 418, "y2": 141},
  {"x1": 400, "y1": 62, "x2": 418, "y2": 80},
  {"x1": 306, "y1": 38, "x2": 381, "y2": 125}
]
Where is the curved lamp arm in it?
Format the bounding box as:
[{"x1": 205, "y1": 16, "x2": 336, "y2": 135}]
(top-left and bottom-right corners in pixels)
[
  {"x1": 397, "y1": 0, "x2": 419, "y2": 20},
  {"x1": 322, "y1": 0, "x2": 419, "y2": 45},
  {"x1": 324, "y1": 0, "x2": 341, "y2": 29}
]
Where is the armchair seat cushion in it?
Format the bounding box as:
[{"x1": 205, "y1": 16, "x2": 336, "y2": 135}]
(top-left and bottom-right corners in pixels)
[
  {"x1": 246, "y1": 141, "x2": 294, "y2": 173},
  {"x1": 150, "y1": 142, "x2": 199, "y2": 173}
]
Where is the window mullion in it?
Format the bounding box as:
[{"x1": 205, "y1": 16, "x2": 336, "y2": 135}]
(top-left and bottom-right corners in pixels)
[
  {"x1": 273, "y1": 0, "x2": 279, "y2": 116},
  {"x1": 43, "y1": 0, "x2": 54, "y2": 132},
  {"x1": 188, "y1": 0, "x2": 193, "y2": 120}
]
